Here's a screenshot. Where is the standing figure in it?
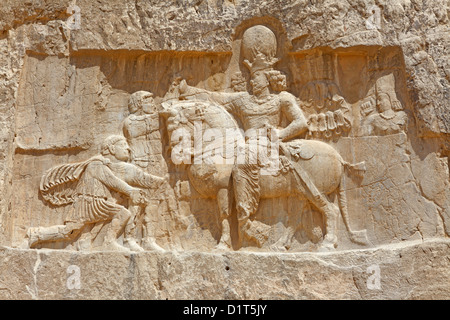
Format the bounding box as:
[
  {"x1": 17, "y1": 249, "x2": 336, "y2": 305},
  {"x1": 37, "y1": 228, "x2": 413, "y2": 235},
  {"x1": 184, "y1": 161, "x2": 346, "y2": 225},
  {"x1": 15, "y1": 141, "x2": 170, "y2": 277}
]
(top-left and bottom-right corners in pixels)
[
  {"x1": 122, "y1": 91, "x2": 161, "y2": 170},
  {"x1": 360, "y1": 73, "x2": 408, "y2": 136},
  {"x1": 122, "y1": 91, "x2": 171, "y2": 251}
]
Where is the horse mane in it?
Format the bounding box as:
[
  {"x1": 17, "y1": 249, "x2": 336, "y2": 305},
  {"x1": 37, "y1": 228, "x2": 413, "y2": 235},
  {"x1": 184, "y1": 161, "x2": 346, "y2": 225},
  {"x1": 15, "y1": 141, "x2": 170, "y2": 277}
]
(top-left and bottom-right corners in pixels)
[{"x1": 187, "y1": 99, "x2": 240, "y2": 131}]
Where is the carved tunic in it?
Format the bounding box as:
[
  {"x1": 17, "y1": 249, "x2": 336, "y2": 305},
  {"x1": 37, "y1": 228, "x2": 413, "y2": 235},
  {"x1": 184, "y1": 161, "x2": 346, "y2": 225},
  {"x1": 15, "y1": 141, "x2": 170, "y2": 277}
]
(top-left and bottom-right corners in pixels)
[
  {"x1": 69, "y1": 157, "x2": 163, "y2": 223},
  {"x1": 362, "y1": 111, "x2": 407, "y2": 136},
  {"x1": 70, "y1": 158, "x2": 135, "y2": 223},
  {"x1": 122, "y1": 114, "x2": 159, "y2": 168},
  {"x1": 227, "y1": 94, "x2": 281, "y2": 130}
]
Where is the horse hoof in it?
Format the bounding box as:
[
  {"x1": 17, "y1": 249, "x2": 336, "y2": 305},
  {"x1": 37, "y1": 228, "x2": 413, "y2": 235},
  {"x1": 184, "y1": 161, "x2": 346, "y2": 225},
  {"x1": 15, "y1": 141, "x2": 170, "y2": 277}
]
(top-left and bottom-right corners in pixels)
[
  {"x1": 142, "y1": 238, "x2": 165, "y2": 252},
  {"x1": 214, "y1": 242, "x2": 231, "y2": 252},
  {"x1": 124, "y1": 238, "x2": 145, "y2": 252},
  {"x1": 268, "y1": 245, "x2": 288, "y2": 252},
  {"x1": 318, "y1": 239, "x2": 337, "y2": 252}
]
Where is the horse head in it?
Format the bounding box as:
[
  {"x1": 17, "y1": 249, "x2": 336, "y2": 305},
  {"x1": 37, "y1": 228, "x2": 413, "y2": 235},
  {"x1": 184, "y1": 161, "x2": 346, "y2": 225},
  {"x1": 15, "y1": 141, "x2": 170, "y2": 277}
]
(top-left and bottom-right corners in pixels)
[{"x1": 161, "y1": 99, "x2": 241, "y2": 165}]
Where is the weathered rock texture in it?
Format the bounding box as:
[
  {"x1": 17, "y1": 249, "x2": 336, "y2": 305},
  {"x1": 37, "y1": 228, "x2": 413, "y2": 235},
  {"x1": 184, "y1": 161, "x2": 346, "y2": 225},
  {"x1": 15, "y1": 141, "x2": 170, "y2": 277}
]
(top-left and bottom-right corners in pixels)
[
  {"x1": 1, "y1": 239, "x2": 449, "y2": 299},
  {"x1": 0, "y1": 0, "x2": 449, "y2": 299}
]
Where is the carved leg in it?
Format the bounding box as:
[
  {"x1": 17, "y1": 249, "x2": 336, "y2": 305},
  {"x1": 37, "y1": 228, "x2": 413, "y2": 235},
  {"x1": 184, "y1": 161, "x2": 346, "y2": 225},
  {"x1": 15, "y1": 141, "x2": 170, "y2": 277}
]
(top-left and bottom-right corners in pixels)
[
  {"x1": 103, "y1": 208, "x2": 131, "y2": 252},
  {"x1": 142, "y1": 200, "x2": 165, "y2": 252},
  {"x1": 320, "y1": 202, "x2": 340, "y2": 250},
  {"x1": 123, "y1": 205, "x2": 145, "y2": 252},
  {"x1": 26, "y1": 221, "x2": 85, "y2": 248},
  {"x1": 236, "y1": 204, "x2": 250, "y2": 246},
  {"x1": 215, "y1": 188, "x2": 232, "y2": 250},
  {"x1": 232, "y1": 163, "x2": 262, "y2": 247},
  {"x1": 293, "y1": 184, "x2": 339, "y2": 250}
]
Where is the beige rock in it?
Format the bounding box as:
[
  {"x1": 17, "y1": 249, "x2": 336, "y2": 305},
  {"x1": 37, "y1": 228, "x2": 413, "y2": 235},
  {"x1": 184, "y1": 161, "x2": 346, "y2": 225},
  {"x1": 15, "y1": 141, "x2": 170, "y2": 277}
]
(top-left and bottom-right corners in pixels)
[
  {"x1": 0, "y1": 239, "x2": 449, "y2": 299},
  {"x1": 0, "y1": 0, "x2": 448, "y2": 299}
]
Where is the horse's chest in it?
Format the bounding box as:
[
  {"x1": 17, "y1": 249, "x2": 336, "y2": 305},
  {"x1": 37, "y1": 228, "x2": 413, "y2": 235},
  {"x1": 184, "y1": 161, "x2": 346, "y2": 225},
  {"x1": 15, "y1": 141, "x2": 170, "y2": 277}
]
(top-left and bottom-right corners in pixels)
[{"x1": 188, "y1": 164, "x2": 233, "y2": 196}]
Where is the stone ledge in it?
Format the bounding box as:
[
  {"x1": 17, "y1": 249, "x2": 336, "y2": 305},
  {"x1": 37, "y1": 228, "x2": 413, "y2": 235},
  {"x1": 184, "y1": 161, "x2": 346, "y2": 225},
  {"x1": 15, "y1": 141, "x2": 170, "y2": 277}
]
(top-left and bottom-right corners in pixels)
[{"x1": 0, "y1": 238, "x2": 449, "y2": 299}]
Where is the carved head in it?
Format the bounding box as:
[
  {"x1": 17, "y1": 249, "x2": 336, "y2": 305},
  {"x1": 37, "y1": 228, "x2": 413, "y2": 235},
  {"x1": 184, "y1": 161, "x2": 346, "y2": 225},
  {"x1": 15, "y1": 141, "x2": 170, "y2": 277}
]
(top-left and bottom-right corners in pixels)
[
  {"x1": 101, "y1": 135, "x2": 131, "y2": 162},
  {"x1": 242, "y1": 25, "x2": 279, "y2": 76},
  {"x1": 376, "y1": 92, "x2": 393, "y2": 113},
  {"x1": 128, "y1": 91, "x2": 154, "y2": 114},
  {"x1": 161, "y1": 101, "x2": 199, "y2": 136},
  {"x1": 249, "y1": 69, "x2": 287, "y2": 95},
  {"x1": 161, "y1": 100, "x2": 239, "y2": 158},
  {"x1": 250, "y1": 70, "x2": 270, "y2": 95}
]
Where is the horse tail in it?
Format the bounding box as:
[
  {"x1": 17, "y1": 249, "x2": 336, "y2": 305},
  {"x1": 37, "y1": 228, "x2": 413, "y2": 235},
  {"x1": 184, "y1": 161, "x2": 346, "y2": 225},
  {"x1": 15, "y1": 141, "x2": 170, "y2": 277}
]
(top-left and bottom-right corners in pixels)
[
  {"x1": 342, "y1": 160, "x2": 366, "y2": 178},
  {"x1": 337, "y1": 161, "x2": 369, "y2": 245}
]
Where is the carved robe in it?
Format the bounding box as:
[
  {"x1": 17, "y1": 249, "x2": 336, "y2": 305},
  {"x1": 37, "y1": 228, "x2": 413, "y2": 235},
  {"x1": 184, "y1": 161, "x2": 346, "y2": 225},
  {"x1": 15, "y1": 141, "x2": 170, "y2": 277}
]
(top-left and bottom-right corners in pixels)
[
  {"x1": 224, "y1": 93, "x2": 307, "y2": 220},
  {"x1": 180, "y1": 87, "x2": 308, "y2": 220},
  {"x1": 122, "y1": 113, "x2": 159, "y2": 169},
  {"x1": 40, "y1": 156, "x2": 164, "y2": 224},
  {"x1": 362, "y1": 111, "x2": 407, "y2": 136}
]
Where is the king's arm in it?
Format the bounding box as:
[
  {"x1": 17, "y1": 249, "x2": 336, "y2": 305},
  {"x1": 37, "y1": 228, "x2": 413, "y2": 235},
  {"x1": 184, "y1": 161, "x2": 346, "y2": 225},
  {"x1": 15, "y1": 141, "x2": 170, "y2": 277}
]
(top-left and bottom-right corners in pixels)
[
  {"x1": 278, "y1": 91, "x2": 309, "y2": 141},
  {"x1": 178, "y1": 79, "x2": 244, "y2": 114}
]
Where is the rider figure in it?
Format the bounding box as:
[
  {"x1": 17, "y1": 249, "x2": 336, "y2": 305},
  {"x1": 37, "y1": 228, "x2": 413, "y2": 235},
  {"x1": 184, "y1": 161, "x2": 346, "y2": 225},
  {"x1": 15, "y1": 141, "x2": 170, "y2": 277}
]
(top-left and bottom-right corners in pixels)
[{"x1": 176, "y1": 25, "x2": 340, "y2": 246}]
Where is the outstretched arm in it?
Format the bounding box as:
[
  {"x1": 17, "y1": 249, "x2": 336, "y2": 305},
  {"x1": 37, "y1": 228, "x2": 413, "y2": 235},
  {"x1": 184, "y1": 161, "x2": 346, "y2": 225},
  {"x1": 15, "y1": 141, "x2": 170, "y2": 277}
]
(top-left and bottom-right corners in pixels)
[
  {"x1": 90, "y1": 162, "x2": 136, "y2": 196},
  {"x1": 129, "y1": 168, "x2": 166, "y2": 190},
  {"x1": 109, "y1": 162, "x2": 166, "y2": 189},
  {"x1": 278, "y1": 92, "x2": 308, "y2": 141},
  {"x1": 89, "y1": 161, "x2": 145, "y2": 204},
  {"x1": 178, "y1": 79, "x2": 243, "y2": 114}
]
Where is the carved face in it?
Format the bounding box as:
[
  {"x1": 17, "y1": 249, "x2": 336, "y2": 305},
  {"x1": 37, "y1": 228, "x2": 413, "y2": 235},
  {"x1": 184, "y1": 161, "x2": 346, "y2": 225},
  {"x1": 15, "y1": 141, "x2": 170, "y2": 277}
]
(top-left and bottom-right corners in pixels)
[
  {"x1": 377, "y1": 92, "x2": 392, "y2": 113},
  {"x1": 112, "y1": 139, "x2": 131, "y2": 162},
  {"x1": 129, "y1": 91, "x2": 154, "y2": 114},
  {"x1": 141, "y1": 93, "x2": 155, "y2": 114},
  {"x1": 250, "y1": 71, "x2": 269, "y2": 95}
]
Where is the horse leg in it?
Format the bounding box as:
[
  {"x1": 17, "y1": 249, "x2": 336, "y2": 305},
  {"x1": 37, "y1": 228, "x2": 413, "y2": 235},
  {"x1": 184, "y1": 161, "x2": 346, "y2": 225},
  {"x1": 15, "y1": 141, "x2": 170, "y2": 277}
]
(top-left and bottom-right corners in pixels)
[
  {"x1": 291, "y1": 174, "x2": 340, "y2": 251},
  {"x1": 310, "y1": 194, "x2": 339, "y2": 250},
  {"x1": 337, "y1": 167, "x2": 369, "y2": 245},
  {"x1": 215, "y1": 188, "x2": 232, "y2": 250}
]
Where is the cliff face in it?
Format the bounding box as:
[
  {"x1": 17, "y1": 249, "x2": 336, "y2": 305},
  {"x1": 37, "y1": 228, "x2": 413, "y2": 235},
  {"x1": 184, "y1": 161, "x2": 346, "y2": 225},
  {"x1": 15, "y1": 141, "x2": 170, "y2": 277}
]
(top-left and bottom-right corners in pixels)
[{"x1": 0, "y1": 0, "x2": 449, "y2": 299}]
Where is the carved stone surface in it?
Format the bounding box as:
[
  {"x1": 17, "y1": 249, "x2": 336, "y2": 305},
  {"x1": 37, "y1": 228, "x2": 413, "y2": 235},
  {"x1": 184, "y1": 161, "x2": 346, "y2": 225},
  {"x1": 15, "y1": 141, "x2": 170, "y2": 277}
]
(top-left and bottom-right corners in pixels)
[{"x1": 0, "y1": 0, "x2": 449, "y2": 299}]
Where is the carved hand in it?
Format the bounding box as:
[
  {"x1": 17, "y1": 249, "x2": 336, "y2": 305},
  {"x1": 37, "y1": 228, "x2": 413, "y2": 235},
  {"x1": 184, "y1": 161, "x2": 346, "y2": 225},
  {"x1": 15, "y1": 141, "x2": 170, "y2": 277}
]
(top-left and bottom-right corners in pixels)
[
  {"x1": 391, "y1": 99, "x2": 403, "y2": 111},
  {"x1": 129, "y1": 189, "x2": 147, "y2": 205},
  {"x1": 262, "y1": 122, "x2": 283, "y2": 142},
  {"x1": 156, "y1": 174, "x2": 169, "y2": 189}
]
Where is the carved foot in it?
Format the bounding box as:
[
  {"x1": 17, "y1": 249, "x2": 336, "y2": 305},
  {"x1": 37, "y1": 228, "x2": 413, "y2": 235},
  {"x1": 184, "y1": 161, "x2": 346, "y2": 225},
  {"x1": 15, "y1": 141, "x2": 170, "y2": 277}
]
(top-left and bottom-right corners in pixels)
[
  {"x1": 241, "y1": 220, "x2": 271, "y2": 248},
  {"x1": 103, "y1": 241, "x2": 131, "y2": 253},
  {"x1": 142, "y1": 237, "x2": 165, "y2": 252},
  {"x1": 319, "y1": 234, "x2": 337, "y2": 252},
  {"x1": 124, "y1": 238, "x2": 145, "y2": 252},
  {"x1": 349, "y1": 230, "x2": 370, "y2": 246},
  {"x1": 26, "y1": 227, "x2": 40, "y2": 248},
  {"x1": 214, "y1": 241, "x2": 231, "y2": 252}
]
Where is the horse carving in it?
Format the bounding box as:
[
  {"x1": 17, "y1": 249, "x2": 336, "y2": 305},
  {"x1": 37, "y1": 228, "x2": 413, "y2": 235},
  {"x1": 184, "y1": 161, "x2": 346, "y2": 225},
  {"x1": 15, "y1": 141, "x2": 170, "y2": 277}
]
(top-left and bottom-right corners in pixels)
[{"x1": 160, "y1": 99, "x2": 369, "y2": 251}]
